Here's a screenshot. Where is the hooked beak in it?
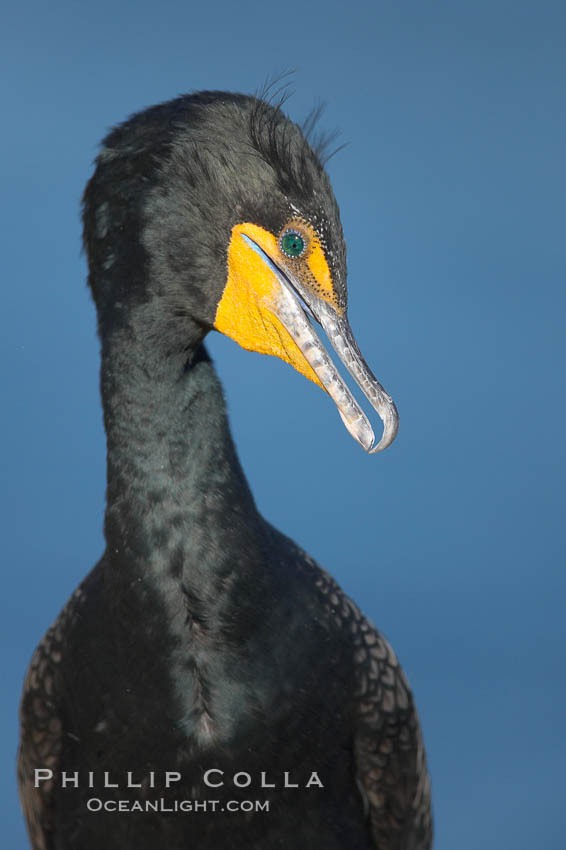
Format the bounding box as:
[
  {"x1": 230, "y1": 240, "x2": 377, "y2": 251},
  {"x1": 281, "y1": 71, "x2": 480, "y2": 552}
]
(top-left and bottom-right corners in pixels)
[{"x1": 240, "y1": 233, "x2": 399, "y2": 453}]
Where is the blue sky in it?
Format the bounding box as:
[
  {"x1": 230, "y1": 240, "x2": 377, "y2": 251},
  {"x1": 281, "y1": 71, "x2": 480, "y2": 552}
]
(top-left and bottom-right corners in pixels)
[{"x1": 2, "y1": 1, "x2": 565, "y2": 847}]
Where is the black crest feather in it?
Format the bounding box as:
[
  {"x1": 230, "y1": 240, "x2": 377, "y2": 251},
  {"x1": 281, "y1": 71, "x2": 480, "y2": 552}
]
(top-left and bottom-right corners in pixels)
[{"x1": 249, "y1": 74, "x2": 343, "y2": 198}]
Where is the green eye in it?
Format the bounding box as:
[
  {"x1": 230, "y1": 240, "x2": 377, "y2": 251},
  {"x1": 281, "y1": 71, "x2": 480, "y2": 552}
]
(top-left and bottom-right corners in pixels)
[{"x1": 280, "y1": 230, "x2": 305, "y2": 258}]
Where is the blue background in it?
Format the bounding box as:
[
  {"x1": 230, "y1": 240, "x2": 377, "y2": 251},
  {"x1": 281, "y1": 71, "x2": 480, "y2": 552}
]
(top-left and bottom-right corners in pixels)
[{"x1": 2, "y1": 2, "x2": 565, "y2": 847}]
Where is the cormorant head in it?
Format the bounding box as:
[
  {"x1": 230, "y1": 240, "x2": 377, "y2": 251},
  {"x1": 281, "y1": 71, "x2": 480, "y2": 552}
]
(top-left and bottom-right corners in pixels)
[{"x1": 83, "y1": 91, "x2": 398, "y2": 452}]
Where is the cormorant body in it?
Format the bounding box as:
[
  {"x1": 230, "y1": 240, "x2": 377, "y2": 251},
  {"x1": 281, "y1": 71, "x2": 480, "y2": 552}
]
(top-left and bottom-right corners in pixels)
[{"x1": 19, "y1": 92, "x2": 432, "y2": 849}]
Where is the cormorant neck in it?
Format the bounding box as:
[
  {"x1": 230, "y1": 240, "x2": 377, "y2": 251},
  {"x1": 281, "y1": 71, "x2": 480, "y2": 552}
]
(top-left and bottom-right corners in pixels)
[{"x1": 100, "y1": 304, "x2": 261, "y2": 575}]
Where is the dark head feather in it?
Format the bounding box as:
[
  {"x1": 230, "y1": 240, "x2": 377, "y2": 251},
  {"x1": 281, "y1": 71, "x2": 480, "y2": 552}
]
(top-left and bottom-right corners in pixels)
[{"x1": 82, "y1": 88, "x2": 347, "y2": 338}]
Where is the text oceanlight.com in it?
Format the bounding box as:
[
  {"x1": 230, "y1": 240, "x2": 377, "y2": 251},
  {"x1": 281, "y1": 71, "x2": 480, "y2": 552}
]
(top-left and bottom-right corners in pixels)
[{"x1": 86, "y1": 798, "x2": 270, "y2": 813}]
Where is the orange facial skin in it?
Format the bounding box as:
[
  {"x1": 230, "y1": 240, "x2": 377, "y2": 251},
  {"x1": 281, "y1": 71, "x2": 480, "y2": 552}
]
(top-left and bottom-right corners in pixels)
[
  {"x1": 215, "y1": 221, "x2": 341, "y2": 388},
  {"x1": 278, "y1": 217, "x2": 339, "y2": 311}
]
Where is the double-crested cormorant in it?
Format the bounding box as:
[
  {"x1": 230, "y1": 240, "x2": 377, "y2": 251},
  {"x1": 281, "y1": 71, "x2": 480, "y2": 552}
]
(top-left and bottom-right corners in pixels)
[{"x1": 18, "y1": 91, "x2": 432, "y2": 849}]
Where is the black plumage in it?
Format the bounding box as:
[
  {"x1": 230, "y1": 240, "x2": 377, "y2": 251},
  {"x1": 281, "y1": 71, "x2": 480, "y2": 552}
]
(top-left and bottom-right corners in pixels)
[{"x1": 18, "y1": 91, "x2": 432, "y2": 849}]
